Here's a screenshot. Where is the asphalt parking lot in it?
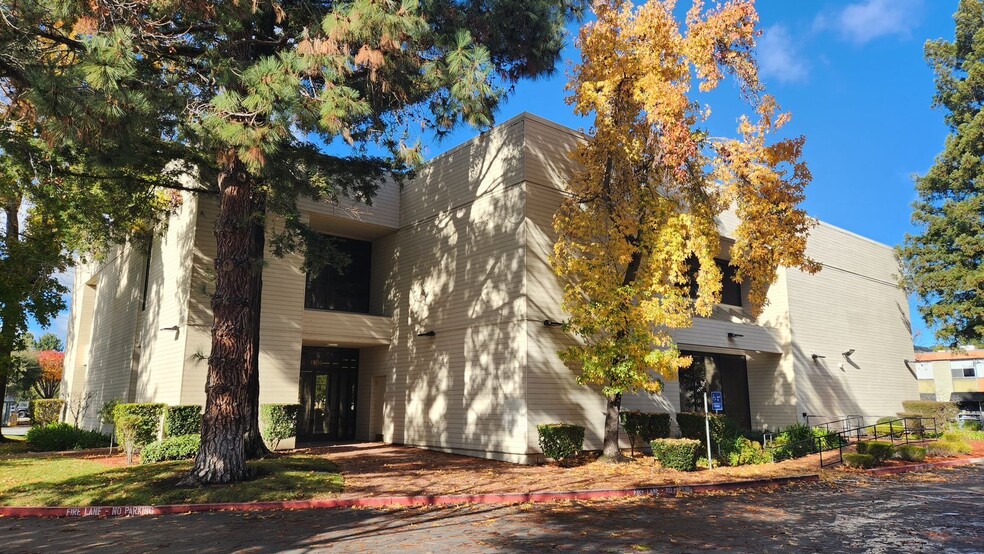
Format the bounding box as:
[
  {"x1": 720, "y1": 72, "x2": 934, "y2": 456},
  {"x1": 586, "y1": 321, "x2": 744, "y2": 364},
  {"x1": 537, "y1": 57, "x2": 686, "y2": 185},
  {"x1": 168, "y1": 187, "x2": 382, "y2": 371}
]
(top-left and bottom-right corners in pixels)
[{"x1": 4, "y1": 464, "x2": 983, "y2": 553}]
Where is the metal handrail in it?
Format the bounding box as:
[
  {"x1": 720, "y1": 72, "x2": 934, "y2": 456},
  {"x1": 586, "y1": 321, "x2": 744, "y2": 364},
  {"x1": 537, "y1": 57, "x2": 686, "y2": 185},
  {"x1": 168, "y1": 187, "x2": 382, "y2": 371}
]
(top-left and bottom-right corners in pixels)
[{"x1": 820, "y1": 416, "x2": 939, "y2": 468}]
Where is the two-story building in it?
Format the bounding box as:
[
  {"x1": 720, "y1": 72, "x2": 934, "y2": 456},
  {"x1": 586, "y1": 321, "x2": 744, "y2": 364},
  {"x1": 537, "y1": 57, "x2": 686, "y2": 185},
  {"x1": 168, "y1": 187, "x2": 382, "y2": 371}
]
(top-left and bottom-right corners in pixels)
[{"x1": 61, "y1": 114, "x2": 919, "y2": 462}]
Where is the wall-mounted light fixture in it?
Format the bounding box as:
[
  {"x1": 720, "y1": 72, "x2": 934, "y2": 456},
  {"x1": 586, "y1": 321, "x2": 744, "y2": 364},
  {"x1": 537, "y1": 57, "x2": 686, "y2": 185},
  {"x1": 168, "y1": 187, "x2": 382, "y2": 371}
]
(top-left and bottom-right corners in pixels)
[
  {"x1": 416, "y1": 330, "x2": 436, "y2": 337},
  {"x1": 842, "y1": 349, "x2": 856, "y2": 357},
  {"x1": 727, "y1": 332, "x2": 744, "y2": 339},
  {"x1": 160, "y1": 326, "x2": 180, "y2": 332},
  {"x1": 543, "y1": 319, "x2": 564, "y2": 327},
  {"x1": 811, "y1": 353, "x2": 826, "y2": 361}
]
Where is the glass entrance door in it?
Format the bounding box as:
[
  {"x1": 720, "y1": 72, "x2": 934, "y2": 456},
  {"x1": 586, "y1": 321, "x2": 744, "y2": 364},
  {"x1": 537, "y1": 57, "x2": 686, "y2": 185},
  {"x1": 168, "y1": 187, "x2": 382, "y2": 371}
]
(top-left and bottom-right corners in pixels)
[
  {"x1": 298, "y1": 347, "x2": 359, "y2": 441},
  {"x1": 678, "y1": 350, "x2": 752, "y2": 429}
]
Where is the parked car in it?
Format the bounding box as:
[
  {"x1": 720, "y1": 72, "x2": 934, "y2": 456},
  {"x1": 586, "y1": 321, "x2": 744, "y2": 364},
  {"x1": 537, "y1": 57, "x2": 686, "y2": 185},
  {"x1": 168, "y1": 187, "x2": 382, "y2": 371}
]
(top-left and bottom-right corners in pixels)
[
  {"x1": 14, "y1": 401, "x2": 29, "y2": 419},
  {"x1": 957, "y1": 411, "x2": 983, "y2": 429}
]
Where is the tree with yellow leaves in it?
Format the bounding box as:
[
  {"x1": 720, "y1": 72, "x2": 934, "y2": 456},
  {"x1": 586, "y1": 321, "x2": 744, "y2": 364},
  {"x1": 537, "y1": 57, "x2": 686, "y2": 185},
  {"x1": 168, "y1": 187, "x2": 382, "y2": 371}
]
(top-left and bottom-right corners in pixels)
[{"x1": 553, "y1": 0, "x2": 818, "y2": 460}]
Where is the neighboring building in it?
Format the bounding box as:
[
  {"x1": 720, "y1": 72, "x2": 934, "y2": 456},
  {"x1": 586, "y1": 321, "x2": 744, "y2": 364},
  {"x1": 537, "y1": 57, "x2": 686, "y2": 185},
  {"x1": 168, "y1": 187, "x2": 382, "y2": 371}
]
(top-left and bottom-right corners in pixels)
[
  {"x1": 912, "y1": 348, "x2": 984, "y2": 412},
  {"x1": 62, "y1": 114, "x2": 919, "y2": 463}
]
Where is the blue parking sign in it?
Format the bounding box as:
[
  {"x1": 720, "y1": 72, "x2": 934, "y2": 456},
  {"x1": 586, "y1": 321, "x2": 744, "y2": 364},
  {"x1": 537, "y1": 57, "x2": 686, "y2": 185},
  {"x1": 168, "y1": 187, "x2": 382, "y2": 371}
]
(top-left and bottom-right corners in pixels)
[{"x1": 710, "y1": 391, "x2": 724, "y2": 412}]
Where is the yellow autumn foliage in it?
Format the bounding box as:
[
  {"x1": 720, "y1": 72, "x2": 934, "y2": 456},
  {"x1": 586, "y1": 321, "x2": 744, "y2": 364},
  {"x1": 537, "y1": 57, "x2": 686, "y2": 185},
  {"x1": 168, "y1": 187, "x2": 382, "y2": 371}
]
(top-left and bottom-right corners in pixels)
[{"x1": 553, "y1": 0, "x2": 818, "y2": 400}]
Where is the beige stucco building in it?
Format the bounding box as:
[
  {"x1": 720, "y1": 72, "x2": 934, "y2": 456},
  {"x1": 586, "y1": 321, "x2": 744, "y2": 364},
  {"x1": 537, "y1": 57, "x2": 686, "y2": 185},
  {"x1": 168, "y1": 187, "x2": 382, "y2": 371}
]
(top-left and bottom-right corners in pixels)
[{"x1": 62, "y1": 114, "x2": 919, "y2": 463}]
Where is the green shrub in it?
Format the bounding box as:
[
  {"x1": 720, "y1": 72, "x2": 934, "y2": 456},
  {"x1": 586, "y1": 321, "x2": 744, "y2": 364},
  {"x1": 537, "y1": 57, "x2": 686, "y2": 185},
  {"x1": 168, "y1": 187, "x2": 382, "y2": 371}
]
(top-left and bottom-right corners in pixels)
[
  {"x1": 901, "y1": 400, "x2": 959, "y2": 430},
  {"x1": 726, "y1": 436, "x2": 773, "y2": 466},
  {"x1": 141, "y1": 434, "x2": 201, "y2": 464},
  {"x1": 676, "y1": 412, "x2": 742, "y2": 450},
  {"x1": 874, "y1": 417, "x2": 906, "y2": 438},
  {"x1": 843, "y1": 453, "x2": 876, "y2": 469},
  {"x1": 26, "y1": 423, "x2": 110, "y2": 451},
  {"x1": 651, "y1": 438, "x2": 701, "y2": 471},
  {"x1": 925, "y1": 441, "x2": 964, "y2": 458},
  {"x1": 536, "y1": 423, "x2": 585, "y2": 461},
  {"x1": 112, "y1": 403, "x2": 166, "y2": 446},
  {"x1": 960, "y1": 420, "x2": 983, "y2": 432},
  {"x1": 897, "y1": 412, "x2": 927, "y2": 436},
  {"x1": 896, "y1": 445, "x2": 927, "y2": 462},
  {"x1": 856, "y1": 441, "x2": 894, "y2": 463},
  {"x1": 164, "y1": 405, "x2": 202, "y2": 437},
  {"x1": 98, "y1": 398, "x2": 121, "y2": 426},
  {"x1": 934, "y1": 436, "x2": 973, "y2": 455},
  {"x1": 620, "y1": 411, "x2": 670, "y2": 454},
  {"x1": 770, "y1": 423, "x2": 818, "y2": 461},
  {"x1": 261, "y1": 404, "x2": 300, "y2": 450},
  {"x1": 30, "y1": 399, "x2": 65, "y2": 426}
]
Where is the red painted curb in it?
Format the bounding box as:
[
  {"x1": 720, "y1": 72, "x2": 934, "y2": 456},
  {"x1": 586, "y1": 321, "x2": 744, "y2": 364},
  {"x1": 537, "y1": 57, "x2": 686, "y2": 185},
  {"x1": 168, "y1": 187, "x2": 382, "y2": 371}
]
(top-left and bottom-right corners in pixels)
[
  {"x1": 0, "y1": 474, "x2": 819, "y2": 519},
  {"x1": 866, "y1": 456, "x2": 984, "y2": 476}
]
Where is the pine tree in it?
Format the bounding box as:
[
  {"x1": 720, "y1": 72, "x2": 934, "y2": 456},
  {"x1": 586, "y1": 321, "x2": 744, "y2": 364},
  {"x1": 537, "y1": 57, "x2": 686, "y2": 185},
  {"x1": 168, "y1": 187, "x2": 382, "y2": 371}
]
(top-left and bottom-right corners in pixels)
[
  {"x1": 901, "y1": 0, "x2": 984, "y2": 346},
  {"x1": 553, "y1": 0, "x2": 817, "y2": 460},
  {"x1": 18, "y1": 0, "x2": 585, "y2": 482}
]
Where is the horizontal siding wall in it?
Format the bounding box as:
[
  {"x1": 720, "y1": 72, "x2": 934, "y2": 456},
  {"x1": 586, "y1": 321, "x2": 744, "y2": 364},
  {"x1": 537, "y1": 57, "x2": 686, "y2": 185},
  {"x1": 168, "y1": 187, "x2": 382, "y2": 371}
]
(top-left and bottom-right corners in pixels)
[
  {"x1": 134, "y1": 193, "x2": 197, "y2": 406},
  {"x1": 74, "y1": 244, "x2": 146, "y2": 430},
  {"x1": 787, "y1": 222, "x2": 918, "y2": 421},
  {"x1": 297, "y1": 177, "x2": 400, "y2": 231},
  {"x1": 372, "y1": 122, "x2": 530, "y2": 462}
]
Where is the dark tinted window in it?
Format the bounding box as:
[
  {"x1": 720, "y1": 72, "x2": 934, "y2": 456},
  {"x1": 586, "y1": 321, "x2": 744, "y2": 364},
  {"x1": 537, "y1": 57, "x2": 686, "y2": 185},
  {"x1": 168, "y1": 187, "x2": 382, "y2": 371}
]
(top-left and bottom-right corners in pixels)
[
  {"x1": 685, "y1": 257, "x2": 743, "y2": 307},
  {"x1": 305, "y1": 236, "x2": 371, "y2": 313}
]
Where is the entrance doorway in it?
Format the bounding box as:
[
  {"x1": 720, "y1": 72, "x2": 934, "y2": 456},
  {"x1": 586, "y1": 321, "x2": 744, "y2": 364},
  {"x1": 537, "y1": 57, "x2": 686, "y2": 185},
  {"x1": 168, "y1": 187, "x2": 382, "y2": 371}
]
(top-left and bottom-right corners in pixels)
[
  {"x1": 298, "y1": 347, "x2": 359, "y2": 441},
  {"x1": 679, "y1": 350, "x2": 752, "y2": 429}
]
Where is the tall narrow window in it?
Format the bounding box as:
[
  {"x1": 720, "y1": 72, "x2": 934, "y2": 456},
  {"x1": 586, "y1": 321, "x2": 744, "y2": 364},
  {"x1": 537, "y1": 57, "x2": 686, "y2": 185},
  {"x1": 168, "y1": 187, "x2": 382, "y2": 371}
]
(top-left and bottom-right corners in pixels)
[
  {"x1": 684, "y1": 257, "x2": 743, "y2": 307},
  {"x1": 305, "y1": 236, "x2": 372, "y2": 313}
]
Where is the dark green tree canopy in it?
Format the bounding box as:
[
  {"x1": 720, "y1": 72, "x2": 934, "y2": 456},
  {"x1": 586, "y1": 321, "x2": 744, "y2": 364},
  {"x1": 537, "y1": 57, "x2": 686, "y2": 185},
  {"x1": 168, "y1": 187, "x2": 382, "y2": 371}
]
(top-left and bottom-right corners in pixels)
[{"x1": 901, "y1": 0, "x2": 984, "y2": 346}]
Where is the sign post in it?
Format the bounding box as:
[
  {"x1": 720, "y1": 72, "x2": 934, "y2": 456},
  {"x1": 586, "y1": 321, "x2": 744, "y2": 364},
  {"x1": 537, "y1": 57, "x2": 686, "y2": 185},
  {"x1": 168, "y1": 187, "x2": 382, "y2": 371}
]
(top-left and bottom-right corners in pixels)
[{"x1": 703, "y1": 392, "x2": 713, "y2": 469}]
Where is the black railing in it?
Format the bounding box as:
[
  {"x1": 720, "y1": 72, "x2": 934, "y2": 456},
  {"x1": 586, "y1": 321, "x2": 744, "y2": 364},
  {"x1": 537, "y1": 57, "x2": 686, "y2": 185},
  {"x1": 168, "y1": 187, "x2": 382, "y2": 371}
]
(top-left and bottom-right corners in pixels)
[{"x1": 763, "y1": 416, "x2": 940, "y2": 468}]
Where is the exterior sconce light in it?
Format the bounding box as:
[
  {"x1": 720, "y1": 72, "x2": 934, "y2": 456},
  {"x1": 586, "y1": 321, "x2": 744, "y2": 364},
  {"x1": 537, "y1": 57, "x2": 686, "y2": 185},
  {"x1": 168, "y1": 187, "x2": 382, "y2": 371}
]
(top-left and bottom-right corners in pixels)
[
  {"x1": 811, "y1": 353, "x2": 825, "y2": 361},
  {"x1": 543, "y1": 319, "x2": 564, "y2": 327},
  {"x1": 727, "y1": 332, "x2": 744, "y2": 339},
  {"x1": 160, "y1": 326, "x2": 180, "y2": 332},
  {"x1": 416, "y1": 330, "x2": 436, "y2": 337},
  {"x1": 842, "y1": 349, "x2": 856, "y2": 357}
]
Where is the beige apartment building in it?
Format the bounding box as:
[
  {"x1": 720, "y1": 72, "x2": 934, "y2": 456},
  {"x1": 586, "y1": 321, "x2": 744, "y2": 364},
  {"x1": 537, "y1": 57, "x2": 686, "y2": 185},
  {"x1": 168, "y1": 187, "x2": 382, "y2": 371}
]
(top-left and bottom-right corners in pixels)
[
  {"x1": 912, "y1": 348, "x2": 984, "y2": 411},
  {"x1": 62, "y1": 114, "x2": 919, "y2": 463}
]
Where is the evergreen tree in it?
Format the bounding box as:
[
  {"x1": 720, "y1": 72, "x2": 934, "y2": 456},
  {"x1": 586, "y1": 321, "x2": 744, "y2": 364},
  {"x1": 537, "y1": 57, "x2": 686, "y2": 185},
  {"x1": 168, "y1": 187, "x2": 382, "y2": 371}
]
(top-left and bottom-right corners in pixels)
[
  {"x1": 19, "y1": 0, "x2": 585, "y2": 482},
  {"x1": 901, "y1": 0, "x2": 984, "y2": 347}
]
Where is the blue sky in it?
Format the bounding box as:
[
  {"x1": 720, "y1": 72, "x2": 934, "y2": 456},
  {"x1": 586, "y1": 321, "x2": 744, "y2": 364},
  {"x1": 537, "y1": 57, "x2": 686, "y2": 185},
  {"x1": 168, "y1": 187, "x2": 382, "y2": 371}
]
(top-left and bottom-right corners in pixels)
[{"x1": 31, "y1": 0, "x2": 958, "y2": 348}]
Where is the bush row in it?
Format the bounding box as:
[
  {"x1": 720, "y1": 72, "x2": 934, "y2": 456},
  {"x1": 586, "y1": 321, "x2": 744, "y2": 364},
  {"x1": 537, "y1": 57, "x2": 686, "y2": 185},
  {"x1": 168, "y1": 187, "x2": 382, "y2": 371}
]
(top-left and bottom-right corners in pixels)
[
  {"x1": 141, "y1": 434, "x2": 201, "y2": 463},
  {"x1": 845, "y1": 433, "x2": 975, "y2": 469},
  {"x1": 26, "y1": 423, "x2": 111, "y2": 451}
]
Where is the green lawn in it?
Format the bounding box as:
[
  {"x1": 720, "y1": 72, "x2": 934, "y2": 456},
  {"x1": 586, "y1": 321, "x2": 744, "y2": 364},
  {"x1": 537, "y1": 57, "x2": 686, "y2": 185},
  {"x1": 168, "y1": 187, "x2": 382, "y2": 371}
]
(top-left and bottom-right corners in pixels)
[
  {"x1": 0, "y1": 454, "x2": 343, "y2": 506},
  {"x1": 0, "y1": 436, "x2": 29, "y2": 456}
]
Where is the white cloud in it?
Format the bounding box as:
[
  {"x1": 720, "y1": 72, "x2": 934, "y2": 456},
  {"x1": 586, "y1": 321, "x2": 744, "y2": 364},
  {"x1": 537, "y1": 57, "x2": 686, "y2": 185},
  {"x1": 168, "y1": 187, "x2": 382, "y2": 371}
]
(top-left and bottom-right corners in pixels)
[
  {"x1": 821, "y1": 0, "x2": 922, "y2": 45},
  {"x1": 758, "y1": 25, "x2": 808, "y2": 84}
]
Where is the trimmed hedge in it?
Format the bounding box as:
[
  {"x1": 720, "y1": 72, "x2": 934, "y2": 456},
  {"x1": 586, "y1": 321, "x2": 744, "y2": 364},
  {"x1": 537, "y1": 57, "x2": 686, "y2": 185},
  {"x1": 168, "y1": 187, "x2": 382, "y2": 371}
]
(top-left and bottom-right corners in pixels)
[
  {"x1": 260, "y1": 404, "x2": 299, "y2": 450},
  {"x1": 26, "y1": 423, "x2": 110, "y2": 451},
  {"x1": 896, "y1": 445, "x2": 927, "y2": 462},
  {"x1": 856, "y1": 441, "x2": 894, "y2": 463},
  {"x1": 620, "y1": 411, "x2": 670, "y2": 453},
  {"x1": 141, "y1": 434, "x2": 201, "y2": 464},
  {"x1": 874, "y1": 417, "x2": 906, "y2": 438},
  {"x1": 843, "y1": 453, "x2": 876, "y2": 469},
  {"x1": 164, "y1": 405, "x2": 202, "y2": 437},
  {"x1": 113, "y1": 403, "x2": 166, "y2": 446},
  {"x1": 536, "y1": 423, "x2": 585, "y2": 461},
  {"x1": 651, "y1": 438, "x2": 701, "y2": 471},
  {"x1": 30, "y1": 399, "x2": 65, "y2": 426},
  {"x1": 900, "y1": 400, "x2": 959, "y2": 430}
]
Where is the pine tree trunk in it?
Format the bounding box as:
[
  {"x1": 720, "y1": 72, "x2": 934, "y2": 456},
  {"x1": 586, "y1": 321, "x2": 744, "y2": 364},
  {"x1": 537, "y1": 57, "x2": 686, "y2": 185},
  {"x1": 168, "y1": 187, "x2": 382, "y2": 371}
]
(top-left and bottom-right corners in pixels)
[
  {"x1": 185, "y1": 158, "x2": 263, "y2": 484},
  {"x1": 243, "y1": 191, "x2": 270, "y2": 460},
  {"x1": 602, "y1": 392, "x2": 623, "y2": 460}
]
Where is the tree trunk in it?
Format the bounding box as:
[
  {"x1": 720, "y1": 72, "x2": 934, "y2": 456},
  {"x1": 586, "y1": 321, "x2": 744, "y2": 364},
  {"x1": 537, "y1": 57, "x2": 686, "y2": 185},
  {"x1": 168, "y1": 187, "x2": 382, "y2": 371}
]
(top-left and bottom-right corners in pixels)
[
  {"x1": 185, "y1": 158, "x2": 263, "y2": 484},
  {"x1": 602, "y1": 392, "x2": 623, "y2": 460},
  {"x1": 243, "y1": 191, "x2": 270, "y2": 460},
  {"x1": 0, "y1": 196, "x2": 22, "y2": 442}
]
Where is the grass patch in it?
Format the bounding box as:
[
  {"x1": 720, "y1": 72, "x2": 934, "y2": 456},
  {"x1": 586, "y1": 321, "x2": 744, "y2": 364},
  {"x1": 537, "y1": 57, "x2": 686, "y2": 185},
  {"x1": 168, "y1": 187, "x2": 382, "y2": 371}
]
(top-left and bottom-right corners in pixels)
[
  {"x1": 0, "y1": 455, "x2": 343, "y2": 507},
  {"x1": 0, "y1": 436, "x2": 29, "y2": 456}
]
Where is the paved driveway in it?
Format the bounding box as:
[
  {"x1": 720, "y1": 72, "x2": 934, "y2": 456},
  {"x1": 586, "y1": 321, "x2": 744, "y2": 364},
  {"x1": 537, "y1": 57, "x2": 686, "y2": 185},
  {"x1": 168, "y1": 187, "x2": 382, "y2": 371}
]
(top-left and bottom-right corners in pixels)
[{"x1": 5, "y1": 465, "x2": 983, "y2": 553}]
